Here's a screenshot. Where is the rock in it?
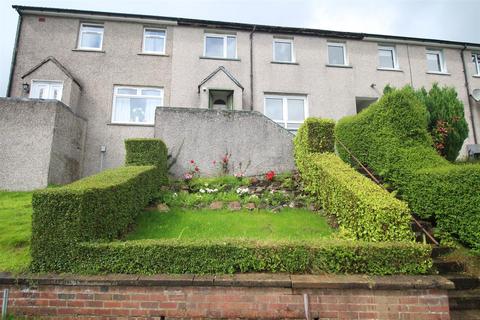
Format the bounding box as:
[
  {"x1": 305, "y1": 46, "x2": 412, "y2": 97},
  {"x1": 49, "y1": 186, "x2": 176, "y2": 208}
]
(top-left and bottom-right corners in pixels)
[
  {"x1": 245, "y1": 203, "x2": 256, "y2": 210},
  {"x1": 209, "y1": 201, "x2": 224, "y2": 210},
  {"x1": 228, "y1": 201, "x2": 242, "y2": 211},
  {"x1": 255, "y1": 187, "x2": 265, "y2": 193},
  {"x1": 249, "y1": 177, "x2": 260, "y2": 185},
  {"x1": 157, "y1": 203, "x2": 170, "y2": 212}
]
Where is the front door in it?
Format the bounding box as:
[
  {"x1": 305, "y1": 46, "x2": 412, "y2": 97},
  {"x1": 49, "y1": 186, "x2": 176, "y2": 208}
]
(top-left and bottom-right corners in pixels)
[
  {"x1": 30, "y1": 81, "x2": 63, "y2": 100},
  {"x1": 209, "y1": 89, "x2": 233, "y2": 110}
]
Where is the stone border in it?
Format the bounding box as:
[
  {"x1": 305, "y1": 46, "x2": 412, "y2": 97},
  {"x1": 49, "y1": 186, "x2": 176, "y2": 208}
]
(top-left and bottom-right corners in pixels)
[{"x1": 0, "y1": 273, "x2": 454, "y2": 290}]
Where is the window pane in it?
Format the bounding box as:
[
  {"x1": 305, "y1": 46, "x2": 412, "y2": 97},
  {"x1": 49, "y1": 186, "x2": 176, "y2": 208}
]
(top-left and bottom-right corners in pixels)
[
  {"x1": 328, "y1": 45, "x2": 345, "y2": 65},
  {"x1": 144, "y1": 37, "x2": 165, "y2": 52},
  {"x1": 379, "y1": 49, "x2": 394, "y2": 68},
  {"x1": 141, "y1": 89, "x2": 162, "y2": 96},
  {"x1": 145, "y1": 29, "x2": 165, "y2": 37},
  {"x1": 427, "y1": 53, "x2": 441, "y2": 72},
  {"x1": 80, "y1": 32, "x2": 102, "y2": 48},
  {"x1": 82, "y1": 25, "x2": 103, "y2": 33},
  {"x1": 117, "y1": 88, "x2": 137, "y2": 95},
  {"x1": 265, "y1": 98, "x2": 283, "y2": 120},
  {"x1": 205, "y1": 36, "x2": 224, "y2": 57},
  {"x1": 274, "y1": 41, "x2": 292, "y2": 62},
  {"x1": 287, "y1": 99, "x2": 305, "y2": 121},
  {"x1": 227, "y1": 36, "x2": 236, "y2": 58}
]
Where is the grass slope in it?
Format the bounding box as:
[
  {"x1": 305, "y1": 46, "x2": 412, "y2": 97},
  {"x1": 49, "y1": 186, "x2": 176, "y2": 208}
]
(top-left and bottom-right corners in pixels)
[
  {"x1": 0, "y1": 191, "x2": 32, "y2": 272},
  {"x1": 127, "y1": 208, "x2": 333, "y2": 241}
]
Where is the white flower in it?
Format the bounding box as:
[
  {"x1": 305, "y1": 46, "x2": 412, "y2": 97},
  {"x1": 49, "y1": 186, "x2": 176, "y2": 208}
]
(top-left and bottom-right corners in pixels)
[
  {"x1": 199, "y1": 188, "x2": 205, "y2": 193},
  {"x1": 173, "y1": 193, "x2": 178, "y2": 197},
  {"x1": 236, "y1": 187, "x2": 249, "y2": 195}
]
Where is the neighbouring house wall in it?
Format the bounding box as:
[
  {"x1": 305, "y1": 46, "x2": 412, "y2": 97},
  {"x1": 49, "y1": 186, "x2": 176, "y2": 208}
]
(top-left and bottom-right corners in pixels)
[
  {"x1": 0, "y1": 274, "x2": 453, "y2": 319},
  {"x1": 0, "y1": 98, "x2": 85, "y2": 191},
  {"x1": 155, "y1": 107, "x2": 295, "y2": 177},
  {"x1": 48, "y1": 104, "x2": 87, "y2": 185}
]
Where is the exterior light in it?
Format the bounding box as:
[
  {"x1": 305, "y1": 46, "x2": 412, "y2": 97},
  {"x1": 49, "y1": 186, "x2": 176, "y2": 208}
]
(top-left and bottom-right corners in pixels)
[{"x1": 22, "y1": 83, "x2": 30, "y2": 93}]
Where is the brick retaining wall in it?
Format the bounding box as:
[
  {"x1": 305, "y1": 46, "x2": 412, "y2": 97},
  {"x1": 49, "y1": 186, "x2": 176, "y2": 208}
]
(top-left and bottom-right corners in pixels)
[{"x1": 0, "y1": 273, "x2": 454, "y2": 319}]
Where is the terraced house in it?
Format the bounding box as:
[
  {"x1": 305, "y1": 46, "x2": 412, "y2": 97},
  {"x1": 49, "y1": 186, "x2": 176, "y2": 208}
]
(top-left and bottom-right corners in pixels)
[{"x1": 4, "y1": 5, "x2": 480, "y2": 188}]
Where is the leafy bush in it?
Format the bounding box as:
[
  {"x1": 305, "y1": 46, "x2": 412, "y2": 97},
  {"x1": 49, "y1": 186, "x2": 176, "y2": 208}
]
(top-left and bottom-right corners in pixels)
[
  {"x1": 336, "y1": 86, "x2": 480, "y2": 250},
  {"x1": 294, "y1": 118, "x2": 335, "y2": 156},
  {"x1": 125, "y1": 138, "x2": 168, "y2": 176},
  {"x1": 73, "y1": 239, "x2": 431, "y2": 275},
  {"x1": 294, "y1": 118, "x2": 413, "y2": 242},
  {"x1": 31, "y1": 166, "x2": 164, "y2": 272}
]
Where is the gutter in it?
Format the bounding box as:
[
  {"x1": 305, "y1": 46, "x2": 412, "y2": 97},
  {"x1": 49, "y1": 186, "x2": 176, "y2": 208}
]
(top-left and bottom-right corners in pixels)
[
  {"x1": 6, "y1": 9, "x2": 22, "y2": 97},
  {"x1": 249, "y1": 25, "x2": 256, "y2": 111},
  {"x1": 461, "y1": 45, "x2": 478, "y2": 144}
]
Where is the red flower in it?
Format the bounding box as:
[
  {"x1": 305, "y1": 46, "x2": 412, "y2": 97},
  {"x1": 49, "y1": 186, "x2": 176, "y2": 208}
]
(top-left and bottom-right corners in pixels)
[
  {"x1": 195, "y1": 166, "x2": 199, "y2": 172},
  {"x1": 190, "y1": 160, "x2": 195, "y2": 164},
  {"x1": 265, "y1": 170, "x2": 275, "y2": 181},
  {"x1": 213, "y1": 160, "x2": 217, "y2": 165}
]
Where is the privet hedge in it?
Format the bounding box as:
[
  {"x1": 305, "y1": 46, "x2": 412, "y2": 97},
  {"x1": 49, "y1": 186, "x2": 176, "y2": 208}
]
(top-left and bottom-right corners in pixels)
[
  {"x1": 125, "y1": 138, "x2": 168, "y2": 183},
  {"x1": 294, "y1": 118, "x2": 413, "y2": 242},
  {"x1": 31, "y1": 139, "x2": 168, "y2": 272},
  {"x1": 74, "y1": 239, "x2": 432, "y2": 275},
  {"x1": 335, "y1": 87, "x2": 480, "y2": 250}
]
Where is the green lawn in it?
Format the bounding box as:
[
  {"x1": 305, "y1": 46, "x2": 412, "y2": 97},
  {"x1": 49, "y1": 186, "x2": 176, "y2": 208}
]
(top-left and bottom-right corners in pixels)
[
  {"x1": 127, "y1": 208, "x2": 333, "y2": 241},
  {"x1": 0, "y1": 191, "x2": 32, "y2": 272}
]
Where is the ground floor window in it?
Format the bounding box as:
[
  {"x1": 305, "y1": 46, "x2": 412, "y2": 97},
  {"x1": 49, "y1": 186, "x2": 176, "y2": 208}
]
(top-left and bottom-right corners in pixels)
[
  {"x1": 29, "y1": 80, "x2": 63, "y2": 100},
  {"x1": 111, "y1": 86, "x2": 163, "y2": 124},
  {"x1": 264, "y1": 94, "x2": 307, "y2": 132},
  {"x1": 355, "y1": 97, "x2": 377, "y2": 114}
]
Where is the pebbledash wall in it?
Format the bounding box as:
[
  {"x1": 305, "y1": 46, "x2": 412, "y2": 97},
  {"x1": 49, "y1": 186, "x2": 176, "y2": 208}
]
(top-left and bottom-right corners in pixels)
[
  {"x1": 0, "y1": 98, "x2": 86, "y2": 190},
  {"x1": 6, "y1": 6, "x2": 480, "y2": 184},
  {"x1": 155, "y1": 107, "x2": 295, "y2": 177},
  {"x1": 0, "y1": 273, "x2": 453, "y2": 319}
]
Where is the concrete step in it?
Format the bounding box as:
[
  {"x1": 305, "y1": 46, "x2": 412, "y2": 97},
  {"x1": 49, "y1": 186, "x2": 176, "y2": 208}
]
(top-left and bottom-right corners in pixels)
[
  {"x1": 433, "y1": 260, "x2": 465, "y2": 274},
  {"x1": 449, "y1": 289, "x2": 480, "y2": 310},
  {"x1": 446, "y1": 275, "x2": 480, "y2": 290},
  {"x1": 450, "y1": 309, "x2": 480, "y2": 320},
  {"x1": 431, "y1": 246, "x2": 454, "y2": 258}
]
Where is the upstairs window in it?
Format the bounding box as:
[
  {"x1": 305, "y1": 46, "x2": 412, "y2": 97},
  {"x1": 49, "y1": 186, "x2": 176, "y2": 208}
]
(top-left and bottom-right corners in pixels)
[
  {"x1": 273, "y1": 39, "x2": 294, "y2": 62},
  {"x1": 78, "y1": 23, "x2": 104, "y2": 50},
  {"x1": 472, "y1": 53, "x2": 480, "y2": 75},
  {"x1": 378, "y1": 45, "x2": 398, "y2": 69},
  {"x1": 264, "y1": 94, "x2": 307, "y2": 133},
  {"x1": 327, "y1": 42, "x2": 347, "y2": 66},
  {"x1": 143, "y1": 28, "x2": 166, "y2": 54},
  {"x1": 204, "y1": 34, "x2": 237, "y2": 59},
  {"x1": 112, "y1": 86, "x2": 163, "y2": 124},
  {"x1": 426, "y1": 49, "x2": 446, "y2": 73}
]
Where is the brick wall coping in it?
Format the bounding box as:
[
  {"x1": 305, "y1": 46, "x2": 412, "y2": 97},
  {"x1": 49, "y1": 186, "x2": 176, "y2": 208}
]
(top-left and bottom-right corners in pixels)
[{"x1": 0, "y1": 272, "x2": 454, "y2": 290}]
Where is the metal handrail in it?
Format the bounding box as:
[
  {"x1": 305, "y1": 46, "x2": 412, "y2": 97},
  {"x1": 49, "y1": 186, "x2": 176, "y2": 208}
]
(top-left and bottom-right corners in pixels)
[{"x1": 335, "y1": 138, "x2": 440, "y2": 246}]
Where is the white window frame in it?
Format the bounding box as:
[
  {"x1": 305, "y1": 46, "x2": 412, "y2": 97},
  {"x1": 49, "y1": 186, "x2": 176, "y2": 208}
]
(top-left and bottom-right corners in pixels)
[
  {"x1": 473, "y1": 53, "x2": 480, "y2": 76},
  {"x1": 426, "y1": 49, "x2": 447, "y2": 73},
  {"x1": 327, "y1": 42, "x2": 348, "y2": 66},
  {"x1": 264, "y1": 94, "x2": 308, "y2": 132},
  {"x1": 377, "y1": 45, "x2": 399, "y2": 70},
  {"x1": 77, "y1": 23, "x2": 104, "y2": 51},
  {"x1": 29, "y1": 80, "x2": 64, "y2": 100},
  {"x1": 142, "y1": 27, "x2": 166, "y2": 54},
  {"x1": 203, "y1": 33, "x2": 237, "y2": 59},
  {"x1": 111, "y1": 86, "x2": 164, "y2": 125},
  {"x1": 273, "y1": 38, "x2": 295, "y2": 63}
]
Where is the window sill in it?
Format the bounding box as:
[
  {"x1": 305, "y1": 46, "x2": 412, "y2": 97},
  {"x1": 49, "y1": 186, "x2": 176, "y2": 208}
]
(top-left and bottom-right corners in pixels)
[
  {"x1": 473, "y1": 74, "x2": 480, "y2": 78},
  {"x1": 107, "y1": 122, "x2": 155, "y2": 127},
  {"x1": 271, "y1": 61, "x2": 299, "y2": 65},
  {"x1": 199, "y1": 56, "x2": 240, "y2": 61},
  {"x1": 72, "y1": 48, "x2": 105, "y2": 53},
  {"x1": 426, "y1": 71, "x2": 451, "y2": 76},
  {"x1": 377, "y1": 67, "x2": 403, "y2": 72},
  {"x1": 326, "y1": 64, "x2": 353, "y2": 69},
  {"x1": 138, "y1": 52, "x2": 169, "y2": 57}
]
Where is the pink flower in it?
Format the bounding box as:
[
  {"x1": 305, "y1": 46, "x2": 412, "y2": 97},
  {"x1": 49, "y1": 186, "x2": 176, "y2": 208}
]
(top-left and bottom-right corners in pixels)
[{"x1": 190, "y1": 160, "x2": 195, "y2": 164}]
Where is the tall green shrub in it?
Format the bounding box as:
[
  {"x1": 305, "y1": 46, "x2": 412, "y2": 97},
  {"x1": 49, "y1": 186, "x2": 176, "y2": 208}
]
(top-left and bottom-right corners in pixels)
[
  {"x1": 336, "y1": 87, "x2": 480, "y2": 250},
  {"x1": 294, "y1": 117, "x2": 413, "y2": 242}
]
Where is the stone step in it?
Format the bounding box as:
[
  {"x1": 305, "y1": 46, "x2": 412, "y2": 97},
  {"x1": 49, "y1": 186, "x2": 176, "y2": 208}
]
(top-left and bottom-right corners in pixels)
[
  {"x1": 449, "y1": 289, "x2": 480, "y2": 310},
  {"x1": 431, "y1": 246, "x2": 454, "y2": 258},
  {"x1": 433, "y1": 260, "x2": 465, "y2": 274},
  {"x1": 446, "y1": 275, "x2": 480, "y2": 290}
]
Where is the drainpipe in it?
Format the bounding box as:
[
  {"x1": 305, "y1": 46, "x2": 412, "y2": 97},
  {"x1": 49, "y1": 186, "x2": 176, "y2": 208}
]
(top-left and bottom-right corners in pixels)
[
  {"x1": 249, "y1": 25, "x2": 256, "y2": 111},
  {"x1": 6, "y1": 11, "x2": 23, "y2": 97},
  {"x1": 461, "y1": 45, "x2": 478, "y2": 144}
]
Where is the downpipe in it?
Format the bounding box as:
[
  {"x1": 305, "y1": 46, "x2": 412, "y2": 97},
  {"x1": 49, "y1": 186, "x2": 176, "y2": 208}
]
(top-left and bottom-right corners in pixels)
[
  {"x1": 1, "y1": 289, "x2": 9, "y2": 320},
  {"x1": 303, "y1": 293, "x2": 311, "y2": 320}
]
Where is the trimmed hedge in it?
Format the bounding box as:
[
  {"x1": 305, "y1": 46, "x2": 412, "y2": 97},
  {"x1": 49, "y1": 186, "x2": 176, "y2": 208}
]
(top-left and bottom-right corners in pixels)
[
  {"x1": 294, "y1": 118, "x2": 335, "y2": 155},
  {"x1": 125, "y1": 138, "x2": 168, "y2": 183},
  {"x1": 73, "y1": 239, "x2": 432, "y2": 275},
  {"x1": 335, "y1": 87, "x2": 480, "y2": 250},
  {"x1": 294, "y1": 118, "x2": 413, "y2": 242},
  {"x1": 31, "y1": 166, "x2": 164, "y2": 272}
]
